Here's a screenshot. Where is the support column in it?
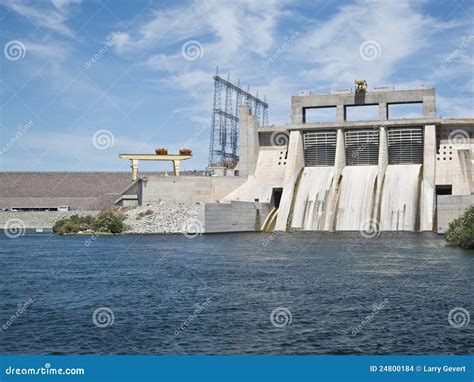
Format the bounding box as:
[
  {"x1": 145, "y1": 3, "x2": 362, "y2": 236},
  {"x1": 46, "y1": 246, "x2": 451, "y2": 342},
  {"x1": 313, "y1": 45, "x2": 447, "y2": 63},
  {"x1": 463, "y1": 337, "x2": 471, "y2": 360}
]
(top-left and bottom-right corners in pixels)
[
  {"x1": 325, "y1": 128, "x2": 346, "y2": 231},
  {"x1": 237, "y1": 105, "x2": 259, "y2": 177},
  {"x1": 372, "y1": 125, "x2": 389, "y2": 223},
  {"x1": 274, "y1": 131, "x2": 304, "y2": 231},
  {"x1": 337, "y1": 105, "x2": 345, "y2": 123},
  {"x1": 420, "y1": 124, "x2": 436, "y2": 231},
  {"x1": 291, "y1": 97, "x2": 303, "y2": 124},
  {"x1": 172, "y1": 160, "x2": 180, "y2": 176},
  {"x1": 379, "y1": 102, "x2": 388, "y2": 120},
  {"x1": 131, "y1": 159, "x2": 139, "y2": 181}
]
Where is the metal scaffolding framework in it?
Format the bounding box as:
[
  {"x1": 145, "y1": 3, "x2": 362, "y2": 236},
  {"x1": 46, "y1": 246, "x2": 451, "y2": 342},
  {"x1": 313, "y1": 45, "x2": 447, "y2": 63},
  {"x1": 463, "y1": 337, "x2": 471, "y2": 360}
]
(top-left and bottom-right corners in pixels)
[{"x1": 208, "y1": 69, "x2": 268, "y2": 169}]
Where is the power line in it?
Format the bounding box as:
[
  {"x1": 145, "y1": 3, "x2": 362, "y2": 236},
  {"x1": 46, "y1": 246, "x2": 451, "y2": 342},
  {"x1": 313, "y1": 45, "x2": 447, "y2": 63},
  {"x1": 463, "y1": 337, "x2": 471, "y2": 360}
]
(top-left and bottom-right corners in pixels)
[{"x1": 208, "y1": 67, "x2": 268, "y2": 169}]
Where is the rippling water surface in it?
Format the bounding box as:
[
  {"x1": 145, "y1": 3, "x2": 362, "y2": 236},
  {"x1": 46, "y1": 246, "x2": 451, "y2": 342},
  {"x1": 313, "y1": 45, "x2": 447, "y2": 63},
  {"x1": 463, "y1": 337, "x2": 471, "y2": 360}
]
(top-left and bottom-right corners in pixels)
[{"x1": 0, "y1": 232, "x2": 472, "y2": 354}]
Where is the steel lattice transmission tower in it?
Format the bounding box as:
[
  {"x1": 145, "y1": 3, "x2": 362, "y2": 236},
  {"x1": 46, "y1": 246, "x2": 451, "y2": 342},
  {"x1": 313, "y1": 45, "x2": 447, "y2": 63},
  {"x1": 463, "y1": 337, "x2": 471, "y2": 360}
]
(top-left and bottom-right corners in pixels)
[{"x1": 208, "y1": 68, "x2": 268, "y2": 169}]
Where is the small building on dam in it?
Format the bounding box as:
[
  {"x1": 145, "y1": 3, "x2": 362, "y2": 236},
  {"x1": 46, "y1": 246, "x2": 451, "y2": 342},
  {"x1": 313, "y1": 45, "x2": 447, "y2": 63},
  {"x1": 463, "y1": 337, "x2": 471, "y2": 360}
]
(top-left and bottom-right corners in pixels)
[{"x1": 114, "y1": 83, "x2": 473, "y2": 234}]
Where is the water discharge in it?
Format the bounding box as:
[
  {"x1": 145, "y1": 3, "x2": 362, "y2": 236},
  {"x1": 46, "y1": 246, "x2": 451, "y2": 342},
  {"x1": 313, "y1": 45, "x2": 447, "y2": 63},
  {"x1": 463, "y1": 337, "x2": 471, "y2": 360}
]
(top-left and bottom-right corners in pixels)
[
  {"x1": 291, "y1": 167, "x2": 334, "y2": 230},
  {"x1": 379, "y1": 164, "x2": 421, "y2": 231},
  {"x1": 335, "y1": 165, "x2": 378, "y2": 231}
]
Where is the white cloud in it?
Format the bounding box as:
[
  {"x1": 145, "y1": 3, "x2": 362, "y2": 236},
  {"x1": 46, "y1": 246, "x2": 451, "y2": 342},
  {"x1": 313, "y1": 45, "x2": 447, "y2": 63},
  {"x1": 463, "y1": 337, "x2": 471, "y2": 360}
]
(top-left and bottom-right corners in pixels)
[
  {"x1": 51, "y1": 0, "x2": 81, "y2": 13},
  {"x1": 0, "y1": 0, "x2": 79, "y2": 36},
  {"x1": 25, "y1": 40, "x2": 69, "y2": 61},
  {"x1": 292, "y1": 0, "x2": 441, "y2": 86},
  {"x1": 107, "y1": 31, "x2": 131, "y2": 54}
]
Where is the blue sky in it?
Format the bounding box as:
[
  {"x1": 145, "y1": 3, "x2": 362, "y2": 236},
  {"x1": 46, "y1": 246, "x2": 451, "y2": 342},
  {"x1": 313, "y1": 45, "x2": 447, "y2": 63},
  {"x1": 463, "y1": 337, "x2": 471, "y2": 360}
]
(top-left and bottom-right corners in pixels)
[{"x1": 0, "y1": 0, "x2": 473, "y2": 172}]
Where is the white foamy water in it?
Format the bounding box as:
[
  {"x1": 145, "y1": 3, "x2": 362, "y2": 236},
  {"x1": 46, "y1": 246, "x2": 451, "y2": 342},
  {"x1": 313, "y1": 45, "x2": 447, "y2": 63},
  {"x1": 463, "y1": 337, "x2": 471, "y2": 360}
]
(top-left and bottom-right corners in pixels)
[
  {"x1": 379, "y1": 164, "x2": 421, "y2": 231},
  {"x1": 335, "y1": 165, "x2": 378, "y2": 231},
  {"x1": 291, "y1": 167, "x2": 334, "y2": 230}
]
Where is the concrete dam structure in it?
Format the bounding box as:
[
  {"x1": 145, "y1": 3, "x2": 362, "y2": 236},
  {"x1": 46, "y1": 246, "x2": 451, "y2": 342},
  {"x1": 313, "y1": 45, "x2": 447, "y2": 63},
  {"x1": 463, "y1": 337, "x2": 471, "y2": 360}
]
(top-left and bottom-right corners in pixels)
[
  {"x1": 199, "y1": 85, "x2": 474, "y2": 233},
  {"x1": 114, "y1": 84, "x2": 473, "y2": 234}
]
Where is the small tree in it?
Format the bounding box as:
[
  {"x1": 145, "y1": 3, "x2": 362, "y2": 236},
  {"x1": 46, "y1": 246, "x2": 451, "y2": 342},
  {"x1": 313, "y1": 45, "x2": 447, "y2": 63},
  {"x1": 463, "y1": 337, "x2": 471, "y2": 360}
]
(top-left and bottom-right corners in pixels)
[{"x1": 444, "y1": 206, "x2": 474, "y2": 250}]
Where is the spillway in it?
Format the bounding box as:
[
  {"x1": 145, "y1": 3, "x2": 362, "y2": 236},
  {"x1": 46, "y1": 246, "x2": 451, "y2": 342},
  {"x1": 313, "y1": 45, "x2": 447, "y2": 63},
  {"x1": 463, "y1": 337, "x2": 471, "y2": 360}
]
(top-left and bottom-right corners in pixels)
[
  {"x1": 335, "y1": 165, "x2": 378, "y2": 231},
  {"x1": 379, "y1": 164, "x2": 421, "y2": 231},
  {"x1": 291, "y1": 167, "x2": 334, "y2": 230}
]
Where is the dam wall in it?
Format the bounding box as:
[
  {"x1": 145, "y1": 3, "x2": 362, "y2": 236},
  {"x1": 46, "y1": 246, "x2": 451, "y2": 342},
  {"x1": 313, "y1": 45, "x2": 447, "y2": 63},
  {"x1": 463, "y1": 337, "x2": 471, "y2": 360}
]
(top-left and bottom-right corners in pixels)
[
  {"x1": 219, "y1": 88, "x2": 473, "y2": 233},
  {"x1": 118, "y1": 175, "x2": 246, "y2": 206},
  {"x1": 198, "y1": 201, "x2": 272, "y2": 233}
]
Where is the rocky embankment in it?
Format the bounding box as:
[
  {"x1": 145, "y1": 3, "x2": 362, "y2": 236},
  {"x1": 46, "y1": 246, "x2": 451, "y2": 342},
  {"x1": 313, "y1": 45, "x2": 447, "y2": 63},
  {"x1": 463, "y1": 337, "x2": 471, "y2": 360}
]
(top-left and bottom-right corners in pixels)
[
  {"x1": 123, "y1": 203, "x2": 201, "y2": 234},
  {"x1": 0, "y1": 203, "x2": 201, "y2": 234}
]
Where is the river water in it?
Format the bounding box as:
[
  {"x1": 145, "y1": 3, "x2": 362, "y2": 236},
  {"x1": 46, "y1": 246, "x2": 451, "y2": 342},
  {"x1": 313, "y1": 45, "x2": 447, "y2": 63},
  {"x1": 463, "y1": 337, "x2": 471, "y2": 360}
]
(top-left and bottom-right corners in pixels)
[{"x1": 0, "y1": 232, "x2": 472, "y2": 354}]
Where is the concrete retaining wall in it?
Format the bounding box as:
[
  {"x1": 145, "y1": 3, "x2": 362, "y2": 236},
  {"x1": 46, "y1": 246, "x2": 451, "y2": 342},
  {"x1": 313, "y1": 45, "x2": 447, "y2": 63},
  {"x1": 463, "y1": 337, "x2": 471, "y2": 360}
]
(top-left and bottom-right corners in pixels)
[
  {"x1": 139, "y1": 176, "x2": 246, "y2": 204},
  {"x1": 199, "y1": 201, "x2": 272, "y2": 233},
  {"x1": 437, "y1": 195, "x2": 474, "y2": 233}
]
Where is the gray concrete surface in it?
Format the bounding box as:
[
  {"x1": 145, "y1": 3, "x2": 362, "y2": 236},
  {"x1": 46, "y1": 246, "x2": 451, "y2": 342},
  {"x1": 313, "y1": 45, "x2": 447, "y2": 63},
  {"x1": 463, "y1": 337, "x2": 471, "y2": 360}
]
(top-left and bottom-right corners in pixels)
[
  {"x1": 199, "y1": 201, "x2": 272, "y2": 233},
  {"x1": 437, "y1": 195, "x2": 474, "y2": 233}
]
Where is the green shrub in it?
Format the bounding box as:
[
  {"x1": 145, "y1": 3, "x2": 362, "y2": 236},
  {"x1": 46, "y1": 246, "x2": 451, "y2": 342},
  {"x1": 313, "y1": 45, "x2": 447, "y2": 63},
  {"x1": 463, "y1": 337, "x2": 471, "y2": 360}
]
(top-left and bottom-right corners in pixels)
[
  {"x1": 53, "y1": 208, "x2": 127, "y2": 235},
  {"x1": 444, "y1": 206, "x2": 474, "y2": 250}
]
